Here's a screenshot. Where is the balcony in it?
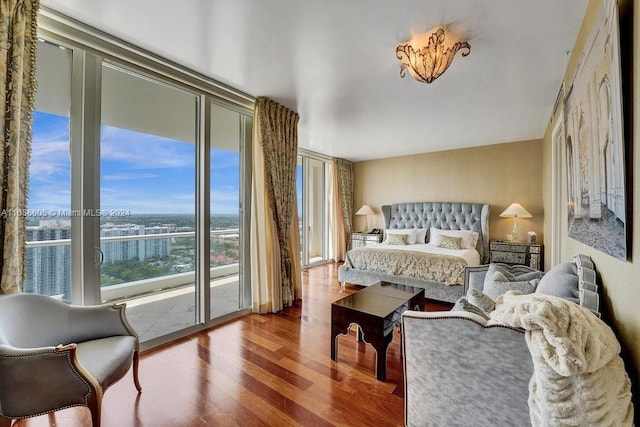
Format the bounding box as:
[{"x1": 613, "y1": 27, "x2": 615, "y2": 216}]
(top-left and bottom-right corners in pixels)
[{"x1": 25, "y1": 229, "x2": 245, "y2": 343}]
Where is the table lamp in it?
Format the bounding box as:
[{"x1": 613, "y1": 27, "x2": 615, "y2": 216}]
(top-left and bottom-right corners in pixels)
[
  {"x1": 355, "y1": 205, "x2": 375, "y2": 233},
  {"x1": 499, "y1": 203, "x2": 532, "y2": 242}
]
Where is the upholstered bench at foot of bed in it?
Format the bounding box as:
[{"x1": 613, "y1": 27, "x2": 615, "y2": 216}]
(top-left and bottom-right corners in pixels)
[{"x1": 337, "y1": 267, "x2": 464, "y2": 303}]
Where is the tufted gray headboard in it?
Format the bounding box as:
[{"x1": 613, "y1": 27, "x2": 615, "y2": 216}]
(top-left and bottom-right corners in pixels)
[{"x1": 381, "y1": 202, "x2": 491, "y2": 263}]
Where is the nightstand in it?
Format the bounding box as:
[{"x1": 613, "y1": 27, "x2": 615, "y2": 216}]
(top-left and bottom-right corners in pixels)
[
  {"x1": 351, "y1": 232, "x2": 383, "y2": 248},
  {"x1": 489, "y1": 241, "x2": 543, "y2": 270}
]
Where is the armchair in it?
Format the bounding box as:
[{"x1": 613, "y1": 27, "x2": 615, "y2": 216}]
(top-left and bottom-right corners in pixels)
[{"x1": 0, "y1": 293, "x2": 142, "y2": 427}]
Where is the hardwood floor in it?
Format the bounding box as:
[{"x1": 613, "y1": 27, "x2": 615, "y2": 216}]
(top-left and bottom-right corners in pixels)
[{"x1": 13, "y1": 263, "x2": 451, "y2": 427}]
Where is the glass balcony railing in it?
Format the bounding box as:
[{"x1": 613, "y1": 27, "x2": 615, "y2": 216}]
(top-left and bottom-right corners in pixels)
[
  {"x1": 25, "y1": 228, "x2": 240, "y2": 302},
  {"x1": 26, "y1": 228, "x2": 243, "y2": 342}
]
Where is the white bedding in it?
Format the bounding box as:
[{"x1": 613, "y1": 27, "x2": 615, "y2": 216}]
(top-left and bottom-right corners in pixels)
[{"x1": 367, "y1": 243, "x2": 481, "y2": 267}]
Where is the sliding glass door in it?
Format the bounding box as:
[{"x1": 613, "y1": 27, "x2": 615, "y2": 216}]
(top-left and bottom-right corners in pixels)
[
  {"x1": 99, "y1": 63, "x2": 199, "y2": 341},
  {"x1": 297, "y1": 153, "x2": 330, "y2": 266},
  {"x1": 28, "y1": 29, "x2": 253, "y2": 346},
  {"x1": 209, "y1": 102, "x2": 251, "y2": 319},
  {"x1": 25, "y1": 40, "x2": 73, "y2": 299}
]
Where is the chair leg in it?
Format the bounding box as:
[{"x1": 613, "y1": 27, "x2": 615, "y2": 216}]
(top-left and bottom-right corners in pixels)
[
  {"x1": 87, "y1": 390, "x2": 103, "y2": 427},
  {"x1": 0, "y1": 416, "x2": 12, "y2": 427},
  {"x1": 133, "y1": 350, "x2": 142, "y2": 392}
]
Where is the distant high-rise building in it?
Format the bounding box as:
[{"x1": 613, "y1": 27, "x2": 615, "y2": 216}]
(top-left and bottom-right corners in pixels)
[
  {"x1": 24, "y1": 221, "x2": 71, "y2": 298},
  {"x1": 143, "y1": 226, "x2": 171, "y2": 259},
  {"x1": 100, "y1": 224, "x2": 171, "y2": 263},
  {"x1": 25, "y1": 220, "x2": 173, "y2": 299}
]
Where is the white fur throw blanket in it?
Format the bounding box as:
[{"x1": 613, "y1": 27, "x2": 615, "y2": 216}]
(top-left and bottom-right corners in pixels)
[{"x1": 491, "y1": 292, "x2": 634, "y2": 426}]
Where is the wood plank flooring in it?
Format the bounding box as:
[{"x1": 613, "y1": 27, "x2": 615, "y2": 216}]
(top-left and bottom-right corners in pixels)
[{"x1": 12, "y1": 263, "x2": 451, "y2": 427}]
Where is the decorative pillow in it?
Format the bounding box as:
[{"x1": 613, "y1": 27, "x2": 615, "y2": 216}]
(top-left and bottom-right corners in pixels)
[
  {"x1": 385, "y1": 229, "x2": 416, "y2": 244},
  {"x1": 385, "y1": 233, "x2": 408, "y2": 245},
  {"x1": 435, "y1": 234, "x2": 463, "y2": 250},
  {"x1": 535, "y1": 262, "x2": 579, "y2": 303},
  {"x1": 483, "y1": 271, "x2": 540, "y2": 300},
  {"x1": 485, "y1": 263, "x2": 544, "y2": 283},
  {"x1": 428, "y1": 227, "x2": 479, "y2": 249},
  {"x1": 467, "y1": 287, "x2": 496, "y2": 313},
  {"x1": 414, "y1": 228, "x2": 428, "y2": 244},
  {"x1": 452, "y1": 297, "x2": 490, "y2": 320}
]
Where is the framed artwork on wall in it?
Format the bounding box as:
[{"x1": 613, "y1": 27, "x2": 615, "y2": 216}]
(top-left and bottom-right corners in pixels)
[
  {"x1": 563, "y1": 0, "x2": 627, "y2": 260},
  {"x1": 551, "y1": 110, "x2": 564, "y2": 266}
]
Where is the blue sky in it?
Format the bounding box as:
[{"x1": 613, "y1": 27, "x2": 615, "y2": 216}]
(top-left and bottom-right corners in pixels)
[{"x1": 28, "y1": 111, "x2": 240, "y2": 215}]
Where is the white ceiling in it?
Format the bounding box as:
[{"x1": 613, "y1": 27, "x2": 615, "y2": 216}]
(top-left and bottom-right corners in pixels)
[{"x1": 40, "y1": 0, "x2": 588, "y2": 162}]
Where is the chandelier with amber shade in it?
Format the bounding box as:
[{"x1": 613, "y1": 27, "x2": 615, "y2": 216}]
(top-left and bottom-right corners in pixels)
[{"x1": 396, "y1": 27, "x2": 471, "y2": 84}]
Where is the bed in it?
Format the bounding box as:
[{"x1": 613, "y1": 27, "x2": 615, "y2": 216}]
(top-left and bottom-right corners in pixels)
[{"x1": 338, "y1": 202, "x2": 490, "y2": 303}]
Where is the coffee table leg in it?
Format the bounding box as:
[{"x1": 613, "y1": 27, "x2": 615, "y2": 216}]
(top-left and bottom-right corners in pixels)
[
  {"x1": 367, "y1": 330, "x2": 393, "y2": 381},
  {"x1": 331, "y1": 319, "x2": 351, "y2": 362},
  {"x1": 331, "y1": 323, "x2": 340, "y2": 361}
]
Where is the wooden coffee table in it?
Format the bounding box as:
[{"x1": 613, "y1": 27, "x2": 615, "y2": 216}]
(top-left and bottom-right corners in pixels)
[{"x1": 330, "y1": 281, "x2": 424, "y2": 381}]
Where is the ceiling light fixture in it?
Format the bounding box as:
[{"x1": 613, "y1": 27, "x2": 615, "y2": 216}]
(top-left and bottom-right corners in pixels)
[{"x1": 396, "y1": 27, "x2": 471, "y2": 84}]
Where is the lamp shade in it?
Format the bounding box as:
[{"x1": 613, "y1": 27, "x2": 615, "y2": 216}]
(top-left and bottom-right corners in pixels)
[
  {"x1": 500, "y1": 203, "x2": 532, "y2": 218},
  {"x1": 355, "y1": 205, "x2": 375, "y2": 216}
]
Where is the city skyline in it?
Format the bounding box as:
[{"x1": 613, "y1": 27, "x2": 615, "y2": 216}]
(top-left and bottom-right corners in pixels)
[{"x1": 29, "y1": 111, "x2": 241, "y2": 216}]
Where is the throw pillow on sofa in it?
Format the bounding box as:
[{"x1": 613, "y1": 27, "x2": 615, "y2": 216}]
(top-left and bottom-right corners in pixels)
[
  {"x1": 467, "y1": 287, "x2": 496, "y2": 313},
  {"x1": 535, "y1": 262, "x2": 579, "y2": 303},
  {"x1": 485, "y1": 263, "x2": 544, "y2": 282},
  {"x1": 483, "y1": 271, "x2": 540, "y2": 300},
  {"x1": 452, "y1": 297, "x2": 490, "y2": 320}
]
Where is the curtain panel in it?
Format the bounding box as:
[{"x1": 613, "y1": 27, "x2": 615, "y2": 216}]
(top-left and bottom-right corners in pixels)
[
  {"x1": 329, "y1": 158, "x2": 346, "y2": 261},
  {"x1": 0, "y1": 0, "x2": 40, "y2": 294},
  {"x1": 250, "y1": 97, "x2": 301, "y2": 313},
  {"x1": 335, "y1": 158, "x2": 354, "y2": 254}
]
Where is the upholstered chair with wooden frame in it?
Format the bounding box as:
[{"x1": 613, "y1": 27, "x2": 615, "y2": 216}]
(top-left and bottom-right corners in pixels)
[{"x1": 0, "y1": 293, "x2": 142, "y2": 427}]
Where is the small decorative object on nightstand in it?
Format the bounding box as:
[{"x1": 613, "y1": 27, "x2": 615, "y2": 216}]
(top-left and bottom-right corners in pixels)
[
  {"x1": 351, "y1": 232, "x2": 383, "y2": 248},
  {"x1": 490, "y1": 241, "x2": 543, "y2": 270}
]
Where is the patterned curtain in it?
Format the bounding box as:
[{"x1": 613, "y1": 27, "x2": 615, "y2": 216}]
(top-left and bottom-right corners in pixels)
[
  {"x1": 0, "y1": 0, "x2": 39, "y2": 294},
  {"x1": 336, "y1": 158, "x2": 353, "y2": 252},
  {"x1": 250, "y1": 97, "x2": 300, "y2": 311}
]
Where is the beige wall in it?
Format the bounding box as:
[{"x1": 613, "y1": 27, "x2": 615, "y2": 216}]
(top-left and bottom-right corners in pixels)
[
  {"x1": 542, "y1": 0, "x2": 639, "y2": 399},
  {"x1": 353, "y1": 140, "x2": 543, "y2": 244}
]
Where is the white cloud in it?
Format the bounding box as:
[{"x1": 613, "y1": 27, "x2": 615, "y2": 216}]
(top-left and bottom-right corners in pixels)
[
  {"x1": 29, "y1": 138, "x2": 70, "y2": 180},
  {"x1": 100, "y1": 126, "x2": 194, "y2": 169},
  {"x1": 102, "y1": 172, "x2": 159, "y2": 181},
  {"x1": 27, "y1": 187, "x2": 71, "y2": 212},
  {"x1": 100, "y1": 186, "x2": 195, "y2": 214}
]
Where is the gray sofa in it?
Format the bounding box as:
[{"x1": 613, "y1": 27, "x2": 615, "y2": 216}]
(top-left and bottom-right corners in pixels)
[{"x1": 401, "y1": 255, "x2": 600, "y2": 427}]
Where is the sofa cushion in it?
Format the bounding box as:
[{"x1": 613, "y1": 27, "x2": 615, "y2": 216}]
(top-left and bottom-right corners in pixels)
[
  {"x1": 535, "y1": 262, "x2": 579, "y2": 303},
  {"x1": 483, "y1": 271, "x2": 540, "y2": 300},
  {"x1": 452, "y1": 297, "x2": 490, "y2": 320},
  {"x1": 467, "y1": 287, "x2": 496, "y2": 313}
]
